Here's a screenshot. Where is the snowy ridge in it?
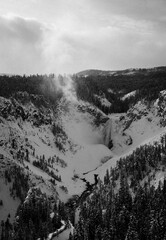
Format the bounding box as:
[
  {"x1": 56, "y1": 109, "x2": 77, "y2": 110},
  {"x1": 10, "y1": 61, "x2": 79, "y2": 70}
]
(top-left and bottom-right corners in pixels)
[{"x1": 121, "y1": 90, "x2": 136, "y2": 100}]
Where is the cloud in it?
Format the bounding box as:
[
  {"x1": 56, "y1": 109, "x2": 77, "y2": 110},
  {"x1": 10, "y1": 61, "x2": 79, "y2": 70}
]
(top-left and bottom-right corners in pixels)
[
  {"x1": 42, "y1": 14, "x2": 166, "y2": 72},
  {"x1": 0, "y1": 15, "x2": 43, "y2": 42},
  {"x1": 87, "y1": 0, "x2": 166, "y2": 23},
  {"x1": 0, "y1": 15, "x2": 47, "y2": 74},
  {"x1": 0, "y1": 0, "x2": 166, "y2": 75}
]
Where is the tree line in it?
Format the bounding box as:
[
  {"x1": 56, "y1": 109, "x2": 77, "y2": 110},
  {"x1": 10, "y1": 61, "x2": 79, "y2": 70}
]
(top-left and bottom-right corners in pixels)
[{"x1": 71, "y1": 134, "x2": 166, "y2": 239}]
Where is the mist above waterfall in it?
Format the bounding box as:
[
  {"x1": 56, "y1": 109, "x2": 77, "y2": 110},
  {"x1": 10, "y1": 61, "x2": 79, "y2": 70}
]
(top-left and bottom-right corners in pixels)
[{"x1": 55, "y1": 75, "x2": 77, "y2": 102}]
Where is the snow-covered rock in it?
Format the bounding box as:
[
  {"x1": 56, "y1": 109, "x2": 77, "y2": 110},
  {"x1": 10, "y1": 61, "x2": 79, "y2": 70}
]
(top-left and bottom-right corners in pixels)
[
  {"x1": 94, "y1": 94, "x2": 112, "y2": 107},
  {"x1": 121, "y1": 90, "x2": 136, "y2": 101}
]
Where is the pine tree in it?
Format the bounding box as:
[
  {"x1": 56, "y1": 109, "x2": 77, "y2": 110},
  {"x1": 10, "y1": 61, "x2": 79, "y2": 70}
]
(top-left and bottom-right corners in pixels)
[{"x1": 125, "y1": 214, "x2": 139, "y2": 240}]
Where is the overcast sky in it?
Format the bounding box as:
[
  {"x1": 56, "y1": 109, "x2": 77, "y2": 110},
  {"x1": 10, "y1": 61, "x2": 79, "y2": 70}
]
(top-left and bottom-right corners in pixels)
[{"x1": 0, "y1": 0, "x2": 166, "y2": 74}]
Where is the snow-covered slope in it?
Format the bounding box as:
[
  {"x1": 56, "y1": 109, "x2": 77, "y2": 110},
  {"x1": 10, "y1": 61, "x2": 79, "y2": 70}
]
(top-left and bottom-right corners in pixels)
[
  {"x1": 103, "y1": 94, "x2": 166, "y2": 155},
  {"x1": 88, "y1": 93, "x2": 166, "y2": 183},
  {"x1": 0, "y1": 174, "x2": 20, "y2": 224},
  {"x1": 0, "y1": 92, "x2": 112, "y2": 214},
  {"x1": 49, "y1": 98, "x2": 112, "y2": 195},
  {"x1": 2, "y1": 84, "x2": 166, "y2": 233}
]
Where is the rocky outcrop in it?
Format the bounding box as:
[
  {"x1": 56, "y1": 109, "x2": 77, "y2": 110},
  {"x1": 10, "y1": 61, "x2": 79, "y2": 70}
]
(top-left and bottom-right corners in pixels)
[{"x1": 0, "y1": 92, "x2": 53, "y2": 126}]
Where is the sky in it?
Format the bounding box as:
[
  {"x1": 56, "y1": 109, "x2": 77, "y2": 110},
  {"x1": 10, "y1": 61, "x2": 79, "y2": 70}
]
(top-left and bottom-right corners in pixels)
[{"x1": 0, "y1": 0, "x2": 166, "y2": 75}]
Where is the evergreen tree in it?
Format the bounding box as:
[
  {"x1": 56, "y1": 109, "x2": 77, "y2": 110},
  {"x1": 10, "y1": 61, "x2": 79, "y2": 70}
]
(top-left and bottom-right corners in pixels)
[{"x1": 125, "y1": 214, "x2": 139, "y2": 240}]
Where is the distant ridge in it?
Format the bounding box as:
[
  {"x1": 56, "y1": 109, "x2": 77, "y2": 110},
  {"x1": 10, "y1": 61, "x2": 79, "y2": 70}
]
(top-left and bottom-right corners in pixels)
[{"x1": 77, "y1": 66, "x2": 166, "y2": 77}]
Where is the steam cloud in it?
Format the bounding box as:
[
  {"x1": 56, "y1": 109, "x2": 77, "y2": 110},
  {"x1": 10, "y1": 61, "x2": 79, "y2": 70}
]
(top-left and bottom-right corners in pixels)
[{"x1": 53, "y1": 75, "x2": 77, "y2": 102}]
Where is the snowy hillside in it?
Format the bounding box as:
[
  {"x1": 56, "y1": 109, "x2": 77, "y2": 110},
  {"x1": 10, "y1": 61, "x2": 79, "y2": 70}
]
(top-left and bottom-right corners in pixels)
[
  {"x1": 1, "y1": 69, "x2": 166, "y2": 239},
  {"x1": 79, "y1": 91, "x2": 166, "y2": 185},
  {"x1": 0, "y1": 90, "x2": 112, "y2": 205}
]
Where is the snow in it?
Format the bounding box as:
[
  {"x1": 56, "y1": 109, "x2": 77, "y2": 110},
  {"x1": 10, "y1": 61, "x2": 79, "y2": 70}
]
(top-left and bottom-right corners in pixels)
[
  {"x1": 52, "y1": 221, "x2": 74, "y2": 240},
  {"x1": 0, "y1": 178, "x2": 20, "y2": 224},
  {"x1": 0, "y1": 96, "x2": 113, "y2": 203},
  {"x1": 100, "y1": 98, "x2": 111, "y2": 107},
  {"x1": 1, "y1": 95, "x2": 165, "y2": 200},
  {"x1": 2, "y1": 91, "x2": 166, "y2": 225},
  {"x1": 55, "y1": 142, "x2": 112, "y2": 196},
  {"x1": 94, "y1": 94, "x2": 111, "y2": 107},
  {"x1": 47, "y1": 220, "x2": 66, "y2": 239},
  {"x1": 142, "y1": 170, "x2": 166, "y2": 190},
  {"x1": 69, "y1": 144, "x2": 111, "y2": 173},
  {"x1": 108, "y1": 102, "x2": 165, "y2": 155},
  {"x1": 24, "y1": 161, "x2": 51, "y2": 180},
  {"x1": 23, "y1": 123, "x2": 59, "y2": 159},
  {"x1": 107, "y1": 88, "x2": 114, "y2": 94},
  {"x1": 47, "y1": 220, "x2": 74, "y2": 240},
  {"x1": 121, "y1": 68, "x2": 139, "y2": 76},
  {"x1": 121, "y1": 90, "x2": 136, "y2": 101},
  {"x1": 54, "y1": 100, "x2": 112, "y2": 194},
  {"x1": 85, "y1": 125, "x2": 166, "y2": 183},
  {"x1": 52, "y1": 227, "x2": 73, "y2": 240},
  {"x1": 84, "y1": 101, "x2": 166, "y2": 182},
  {"x1": 153, "y1": 171, "x2": 166, "y2": 189},
  {"x1": 160, "y1": 90, "x2": 166, "y2": 96},
  {"x1": 63, "y1": 114, "x2": 103, "y2": 145}
]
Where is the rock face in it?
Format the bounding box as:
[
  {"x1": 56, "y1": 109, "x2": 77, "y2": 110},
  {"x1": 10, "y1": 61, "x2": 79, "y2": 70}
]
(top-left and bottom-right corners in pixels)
[
  {"x1": 102, "y1": 117, "x2": 133, "y2": 151},
  {"x1": 155, "y1": 90, "x2": 166, "y2": 127},
  {"x1": 102, "y1": 91, "x2": 166, "y2": 154},
  {"x1": 0, "y1": 93, "x2": 53, "y2": 126}
]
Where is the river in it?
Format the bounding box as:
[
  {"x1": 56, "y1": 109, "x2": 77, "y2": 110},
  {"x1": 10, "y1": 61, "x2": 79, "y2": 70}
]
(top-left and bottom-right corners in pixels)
[{"x1": 52, "y1": 174, "x2": 98, "y2": 240}]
